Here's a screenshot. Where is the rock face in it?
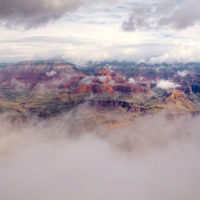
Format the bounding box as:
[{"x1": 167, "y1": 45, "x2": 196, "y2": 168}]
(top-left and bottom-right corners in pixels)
[
  {"x1": 0, "y1": 60, "x2": 199, "y2": 117},
  {"x1": 77, "y1": 67, "x2": 146, "y2": 94},
  {"x1": 169, "y1": 90, "x2": 187, "y2": 101},
  {"x1": 90, "y1": 99, "x2": 141, "y2": 113},
  {"x1": 166, "y1": 90, "x2": 197, "y2": 112}
]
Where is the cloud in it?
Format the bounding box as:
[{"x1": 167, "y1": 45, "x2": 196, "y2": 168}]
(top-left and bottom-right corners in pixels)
[
  {"x1": 1, "y1": 1, "x2": 200, "y2": 64},
  {"x1": 46, "y1": 70, "x2": 57, "y2": 77},
  {"x1": 108, "y1": 80, "x2": 115, "y2": 86},
  {"x1": 148, "y1": 43, "x2": 200, "y2": 64},
  {"x1": 0, "y1": 109, "x2": 200, "y2": 200},
  {"x1": 0, "y1": 0, "x2": 114, "y2": 28},
  {"x1": 128, "y1": 78, "x2": 136, "y2": 84},
  {"x1": 177, "y1": 70, "x2": 189, "y2": 77},
  {"x1": 10, "y1": 78, "x2": 30, "y2": 92},
  {"x1": 156, "y1": 79, "x2": 179, "y2": 90},
  {"x1": 98, "y1": 75, "x2": 107, "y2": 82},
  {"x1": 80, "y1": 76, "x2": 95, "y2": 85},
  {"x1": 123, "y1": 0, "x2": 200, "y2": 31}
]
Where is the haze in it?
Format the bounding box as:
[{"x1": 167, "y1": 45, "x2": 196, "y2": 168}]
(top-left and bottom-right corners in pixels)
[{"x1": 0, "y1": 108, "x2": 200, "y2": 200}]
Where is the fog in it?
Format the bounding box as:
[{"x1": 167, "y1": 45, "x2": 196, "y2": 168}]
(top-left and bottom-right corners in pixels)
[{"x1": 0, "y1": 107, "x2": 200, "y2": 200}]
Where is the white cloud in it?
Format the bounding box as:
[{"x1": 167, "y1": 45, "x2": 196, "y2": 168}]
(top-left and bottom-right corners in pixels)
[
  {"x1": 98, "y1": 75, "x2": 107, "y2": 82},
  {"x1": 46, "y1": 71, "x2": 57, "y2": 77},
  {"x1": 177, "y1": 70, "x2": 189, "y2": 77},
  {"x1": 128, "y1": 78, "x2": 136, "y2": 84},
  {"x1": 80, "y1": 76, "x2": 95, "y2": 85},
  {"x1": 156, "y1": 80, "x2": 179, "y2": 90}
]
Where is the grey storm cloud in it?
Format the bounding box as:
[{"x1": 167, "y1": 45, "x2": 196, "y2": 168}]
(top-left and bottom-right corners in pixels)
[
  {"x1": 0, "y1": 0, "x2": 113, "y2": 28},
  {"x1": 123, "y1": 0, "x2": 200, "y2": 31}
]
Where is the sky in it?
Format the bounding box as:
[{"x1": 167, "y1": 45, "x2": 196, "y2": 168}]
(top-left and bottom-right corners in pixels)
[{"x1": 1, "y1": 0, "x2": 200, "y2": 64}]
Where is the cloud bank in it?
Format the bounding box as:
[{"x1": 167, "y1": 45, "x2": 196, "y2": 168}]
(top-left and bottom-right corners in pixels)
[
  {"x1": 0, "y1": 0, "x2": 113, "y2": 28},
  {"x1": 0, "y1": 107, "x2": 200, "y2": 200},
  {"x1": 123, "y1": 0, "x2": 200, "y2": 31}
]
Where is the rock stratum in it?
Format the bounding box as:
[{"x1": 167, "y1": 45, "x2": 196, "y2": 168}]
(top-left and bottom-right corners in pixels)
[{"x1": 0, "y1": 60, "x2": 200, "y2": 124}]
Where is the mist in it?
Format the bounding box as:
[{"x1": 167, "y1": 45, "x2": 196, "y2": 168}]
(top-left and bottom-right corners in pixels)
[{"x1": 0, "y1": 107, "x2": 200, "y2": 200}]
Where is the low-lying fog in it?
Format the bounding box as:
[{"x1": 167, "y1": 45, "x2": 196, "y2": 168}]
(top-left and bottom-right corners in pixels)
[{"x1": 0, "y1": 107, "x2": 200, "y2": 200}]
